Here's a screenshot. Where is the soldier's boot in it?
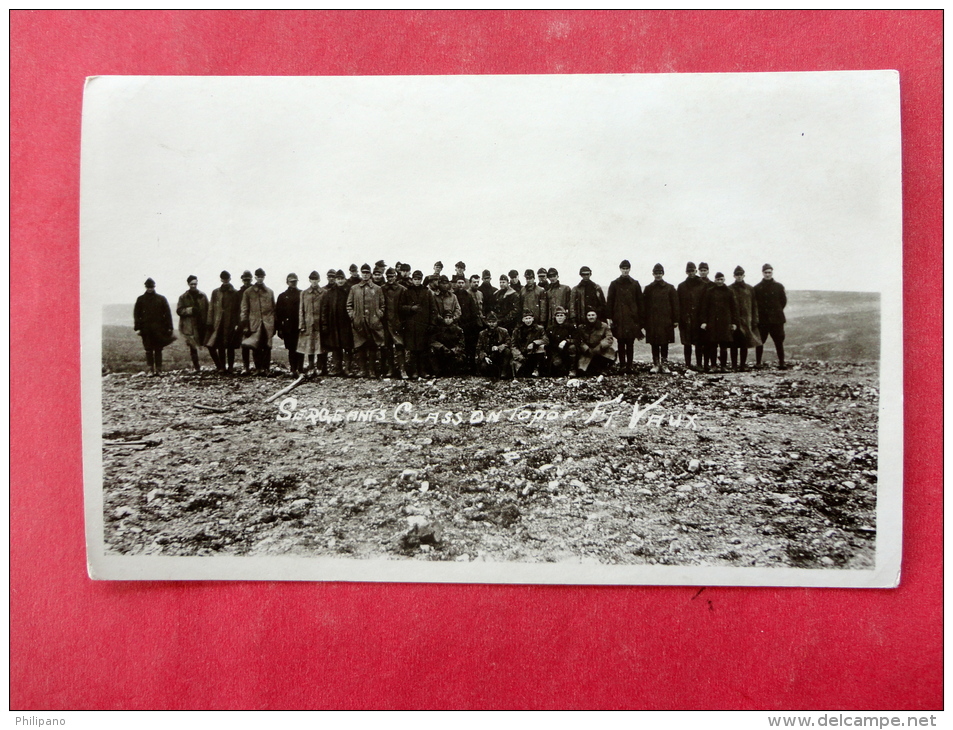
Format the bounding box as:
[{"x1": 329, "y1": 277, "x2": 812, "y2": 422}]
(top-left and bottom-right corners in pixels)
[
  {"x1": 190, "y1": 347, "x2": 201, "y2": 373},
  {"x1": 154, "y1": 350, "x2": 163, "y2": 375},
  {"x1": 776, "y1": 343, "x2": 786, "y2": 370},
  {"x1": 145, "y1": 350, "x2": 155, "y2": 375},
  {"x1": 343, "y1": 351, "x2": 354, "y2": 377},
  {"x1": 209, "y1": 348, "x2": 223, "y2": 373},
  {"x1": 317, "y1": 353, "x2": 328, "y2": 376},
  {"x1": 755, "y1": 345, "x2": 764, "y2": 368},
  {"x1": 242, "y1": 347, "x2": 252, "y2": 374},
  {"x1": 226, "y1": 349, "x2": 235, "y2": 374},
  {"x1": 355, "y1": 349, "x2": 369, "y2": 378}
]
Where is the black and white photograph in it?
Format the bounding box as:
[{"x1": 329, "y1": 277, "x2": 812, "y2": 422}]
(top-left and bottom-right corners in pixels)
[{"x1": 81, "y1": 72, "x2": 902, "y2": 585}]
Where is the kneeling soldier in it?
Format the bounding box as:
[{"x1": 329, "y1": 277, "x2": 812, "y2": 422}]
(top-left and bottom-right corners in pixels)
[
  {"x1": 510, "y1": 310, "x2": 549, "y2": 378},
  {"x1": 476, "y1": 312, "x2": 513, "y2": 379},
  {"x1": 545, "y1": 306, "x2": 577, "y2": 377}
]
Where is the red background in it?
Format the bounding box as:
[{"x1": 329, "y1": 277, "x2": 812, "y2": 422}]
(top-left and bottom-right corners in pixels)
[{"x1": 10, "y1": 10, "x2": 942, "y2": 710}]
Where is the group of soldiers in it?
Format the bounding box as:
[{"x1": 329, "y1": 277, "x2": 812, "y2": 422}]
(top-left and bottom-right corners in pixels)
[{"x1": 132, "y1": 259, "x2": 788, "y2": 379}]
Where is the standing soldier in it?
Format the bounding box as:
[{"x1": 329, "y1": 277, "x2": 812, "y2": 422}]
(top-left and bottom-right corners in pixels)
[
  {"x1": 237, "y1": 270, "x2": 255, "y2": 375},
  {"x1": 453, "y1": 261, "x2": 467, "y2": 281},
  {"x1": 520, "y1": 269, "x2": 549, "y2": 325},
  {"x1": 466, "y1": 275, "x2": 486, "y2": 327},
  {"x1": 537, "y1": 267, "x2": 551, "y2": 291},
  {"x1": 400, "y1": 270, "x2": 437, "y2": 380},
  {"x1": 728, "y1": 266, "x2": 761, "y2": 371},
  {"x1": 134, "y1": 278, "x2": 174, "y2": 376},
  {"x1": 479, "y1": 269, "x2": 498, "y2": 316},
  {"x1": 241, "y1": 268, "x2": 276, "y2": 376},
  {"x1": 495, "y1": 275, "x2": 521, "y2": 334},
  {"x1": 380, "y1": 267, "x2": 407, "y2": 379},
  {"x1": 606, "y1": 259, "x2": 644, "y2": 374},
  {"x1": 642, "y1": 263, "x2": 679, "y2": 374},
  {"x1": 696, "y1": 262, "x2": 716, "y2": 371},
  {"x1": 475, "y1": 312, "x2": 513, "y2": 379},
  {"x1": 347, "y1": 263, "x2": 386, "y2": 378},
  {"x1": 433, "y1": 275, "x2": 461, "y2": 323},
  {"x1": 322, "y1": 270, "x2": 355, "y2": 376},
  {"x1": 425, "y1": 261, "x2": 444, "y2": 290},
  {"x1": 677, "y1": 262, "x2": 707, "y2": 370},
  {"x1": 275, "y1": 273, "x2": 303, "y2": 377},
  {"x1": 397, "y1": 263, "x2": 414, "y2": 288},
  {"x1": 346, "y1": 264, "x2": 361, "y2": 289},
  {"x1": 455, "y1": 275, "x2": 482, "y2": 373},
  {"x1": 753, "y1": 263, "x2": 788, "y2": 369},
  {"x1": 545, "y1": 268, "x2": 572, "y2": 327},
  {"x1": 206, "y1": 270, "x2": 242, "y2": 375},
  {"x1": 570, "y1": 266, "x2": 607, "y2": 324},
  {"x1": 176, "y1": 275, "x2": 210, "y2": 373},
  {"x1": 298, "y1": 271, "x2": 327, "y2": 377},
  {"x1": 700, "y1": 272, "x2": 739, "y2": 373},
  {"x1": 507, "y1": 269, "x2": 523, "y2": 295}
]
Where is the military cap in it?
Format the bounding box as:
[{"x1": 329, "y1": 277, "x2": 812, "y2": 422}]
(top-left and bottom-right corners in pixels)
[
  {"x1": 524, "y1": 269, "x2": 535, "y2": 278},
  {"x1": 349, "y1": 264, "x2": 359, "y2": 272},
  {"x1": 508, "y1": 269, "x2": 519, "y2": 278},
  {"x1": 451, "y1": 274, "x2": 466, "y2": 283},
  {"x1": 385, "y1": 267, "x2": 396, "y2": 276},
  {"x1": 241, "y1": 270, "x2": 253, "y2": 280},
  {"x1": 412, "y1": 270, "x2": 424, "y2": 278},
  {"x1": 220, "y1": 270, "x2": 231, "y2": 280},
  {"x1": 326, "y1": 268, "x2": 337, "y2": 277},
  {"x1": 359, "y1": 263, "x2": 370, "y2": 273},
  {"x1": 547, "y1": 267, "x2": 558, "y2": 277},
  {"x1": 734, "y1": 266, "x2": 745, "y2": 276},
  {"x1": 522, "y1": 309, "x2": 535, "y2": 318},
  {"x1": 335, "y1": 269, "x2": 345, "y2": 278},
  {"x1": 375, "y1": 259, "x2": 386, "y2": 269},
  {"x1": 434, "y1": 261, "x2": 443, "y2": 268},
  {"x1": 438, "y1": 274, "x2": 450, "y2": 283},
  {"x1": 698, "y1": 262, "x2": 709, "y2": 270},
  {"x1": 144, "y1": 278, "x2": 156, "y2": 288},
  {"x1": 187, "y1": 274, "x2": 198, "y2": 283},
  {"x1": 652, "y1": 263, "x2": 664, "y2": 274},
  {"x1": 455, "y1": 261, "x2": 466, "y2": 269},
  {"x1": 579, "y1": 266, "x2": 592, "y2": 275},
  {"x1": 254, "y1": 268, "x2": 266, "y2": 277},
  {"x1": 715, "y1": 272, "x2": 725, "y2": 279},
  {"x1": 482, "y1": 269, "x2": 492, "y2": 277},
  {"x1": 553, "y1": 306, "x2": 567, "y2": 315},
  {"x1": 401, "y1": 263, "x2": 412, "y2": 272},
  {"x1": 537, "y1": 267, "x2": 548, "y2": 275},
  {"x1": 762, "y1": 263, "x2": 773, "y2": 271},
  {"x1": 309, "y1": 271, "x2": 320, "y2": 280},
  {"x1": 619, "y1": 260, "x2": 631, "y2": 269},
  {"x1": 287, "y1": 273, "x2": 298, "y2": 281},
  {"x1": 485, "y1": 311, "x2": 499, "y2": 323},
  {"x1": 685, "y1": 262, "x2": 696, "y2": 272}
]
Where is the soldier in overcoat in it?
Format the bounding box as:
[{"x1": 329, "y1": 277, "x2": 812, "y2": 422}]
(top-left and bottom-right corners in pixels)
[
  {"x1": 205, "y1": 270, "x2": 242, "y2": 374},
  {"x1": 176, "y1": 275, "x2": 210, "y2": 373},
  {"x1": 699, "y1": 272, "x2": 739, "y2": 372},
  {"x1": 728, "y1": 266, "x2": 761, "y2": 371},
  {"x1": 297, "y1": 271, "x2": 327, "y2": 376},
  {"x1": 237, "y1": 270, "x2": 255, "y2": 374},
  {"x1": 400, "y1": 270, "x2": 437, "y2": 380},
  {"x1": 433, "y1": 276, "x2": 462, "y2": 323},
  {"x1": 478, "y1": 270, "x2": 498, "y2": 316},
  {"x1": 753, "y1": 263, "x2": 788, "y2": 369},
  {"x1": 134, "y1": 278, "x2": 174, "y2": 376},
  {"x1": 240, "y1": 268, "x2": 276, "y2": 375},
  {"x1": 570, "y1": 266, "x2": 607, "y2": 324},
  {"x1": 322, "y1": 270, "x2": 354, "y2": 376},
  {"x1": 347, "y1": 264, "x2": 386, "y2": 378},
  {"x1": 276, "y1": 273, "x2": 303, "y2": 376},
  {"x1": 677, "y1": 262, "x2": 707, "y2": 370},
  {"x1": 696, "y1": 262, "x2": 716, "y2": 370},
  {"x1": 606, "y1": 260, "x2": 644, "y2": 374},
  {"x1": 642, "y1": 263, "x2": 679, "y2": 374},
  {"x1": 380, "y1": 267, "x2": 407, "y2": 378}
]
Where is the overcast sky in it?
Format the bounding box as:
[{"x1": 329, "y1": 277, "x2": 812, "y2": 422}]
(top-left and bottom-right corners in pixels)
[{"x1": 81, "y1": 72, "x2": 900, "y2": 306}]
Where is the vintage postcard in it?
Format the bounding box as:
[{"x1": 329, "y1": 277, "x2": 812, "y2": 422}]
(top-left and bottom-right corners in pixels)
[{"x1": 81, "y1": 72, "x2": 901, "y2": 585}]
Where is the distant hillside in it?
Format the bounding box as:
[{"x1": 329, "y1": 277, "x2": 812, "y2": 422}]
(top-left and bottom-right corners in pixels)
[{"x1": 101, "y1": 290, "x2": 880, "y2": 371}]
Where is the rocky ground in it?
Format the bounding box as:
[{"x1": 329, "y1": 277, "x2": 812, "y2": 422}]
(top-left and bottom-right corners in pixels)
[{"x1": 101, "y1": 358, "x2": 879, "y2": 570}]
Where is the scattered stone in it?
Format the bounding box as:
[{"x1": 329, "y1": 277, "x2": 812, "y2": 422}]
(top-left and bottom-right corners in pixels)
[
  {"x1": 503, "y1": 452, "x2": 521, "y2": 462},
  {"x1": 645, "y1": 471, "x2": 658, "y2": 480},
  {"x1": 284, "y1": 499, "x2": 311, "y2": 518},
  {"x1": 570, "y1": 479, "x2": 585, "y2": 489},
  {"x1": 400, "y1": 469, "x2": 418, "y2": 480},
  {"x1": 636, "y1": 489, "x2": 652, "y2": 496},
  {"x1": 456, "y1": 554, "x2": 470, "y2": 562},
  {"x1": 146, "y1": 489, "x2": 161, "y2": 503},
  {"x1": 113, "y1": 506, "x2": 135, "y2": 519},
  {"x1": 419, "y1": 481, "x2": 430, "y2": 493},
  {"x1": 676, "y1": 485, "x2": 692, "y2": 493},
  {"x1": 539, "y1": 464, "x2": 555, "y2": 472},
  {"x1": 820, "y1": 556, "x2": 835, "y2": 566},
  {"x1": 363, "y1": 477, "x2": 379, "y2": 487}
]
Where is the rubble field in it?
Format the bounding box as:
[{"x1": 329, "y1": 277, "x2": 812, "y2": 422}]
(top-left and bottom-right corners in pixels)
[{"x1": 101, "y1": 360, "x2": 879, "y2": 569}]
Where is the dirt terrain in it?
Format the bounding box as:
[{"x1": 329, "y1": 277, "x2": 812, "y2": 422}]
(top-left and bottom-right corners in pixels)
[{"x1": 101, "y1": 359, "x2": 879, "y2": 569}]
